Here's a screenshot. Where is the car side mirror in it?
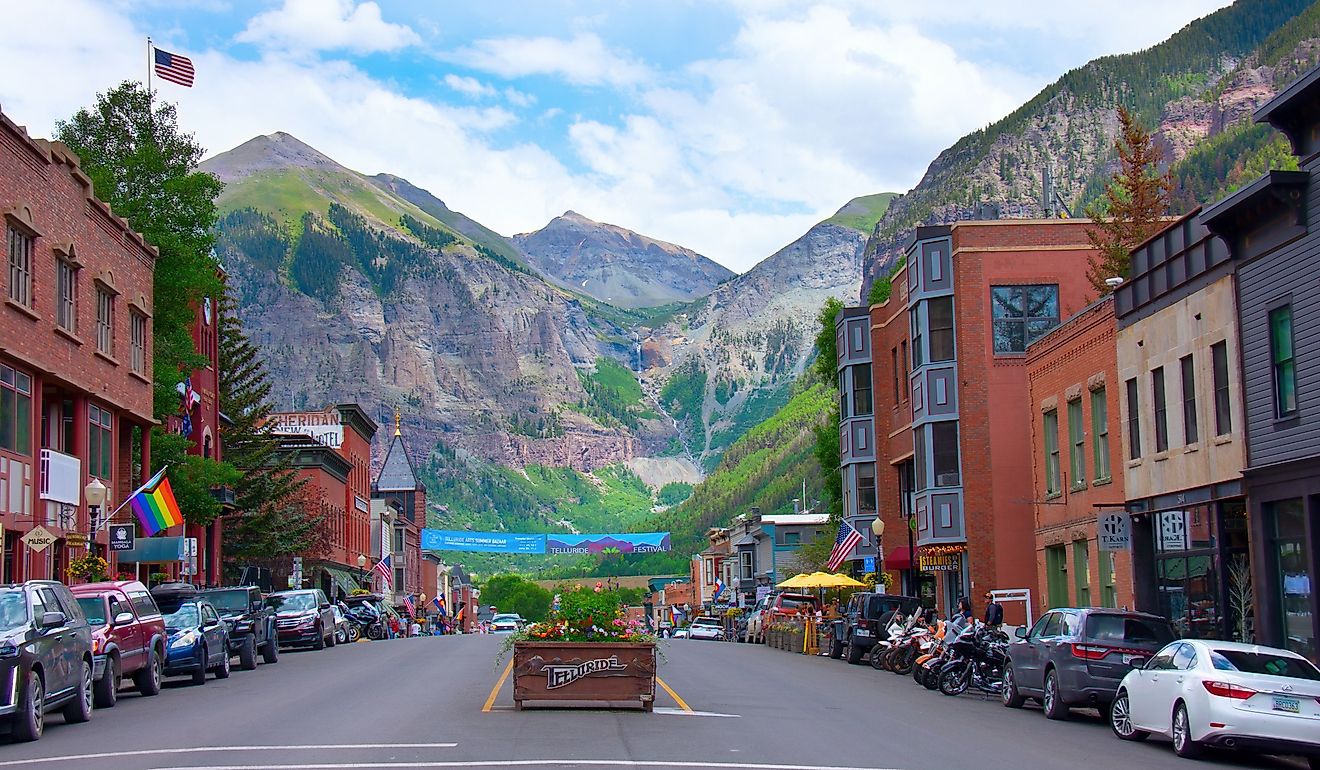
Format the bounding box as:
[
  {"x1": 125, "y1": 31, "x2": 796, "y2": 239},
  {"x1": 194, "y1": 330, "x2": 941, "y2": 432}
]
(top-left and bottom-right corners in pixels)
[
  {"x1": 319, "y1": 602, "x2": 331, "y2": 610},
  {"x1": 1131, "y1": 658, "x2": 1147, "y2": 670},
  {"x1": 112, "y1": 611, "x2": 135, "y2": 626},
  {"x1": 1014, "y1": 626, "x2": 1028, "y2": 640},
  {"x1": 40, "y1": 611, "x2": 65, "y2": 629}
]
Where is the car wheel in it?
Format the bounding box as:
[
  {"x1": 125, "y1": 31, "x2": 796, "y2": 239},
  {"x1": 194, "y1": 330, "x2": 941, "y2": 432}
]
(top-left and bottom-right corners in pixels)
[
  {"x1": 1110, "y1": 689, "x2": 1149, "y2": 742},
  {"x1": 312, "y1": 625, "x2": 326, "y2": 650},
  {"x1": 261, "y1": 636, "x2": 280, "y2": 664},
  {"x1": 213, "y1": 647, "x2": 231, "y2": 679},
  {"x1": 1171, "y1": 702, "x2": 1202, "y2": 759},
  {"x1": 62, "y1": 660, "x2": 93, "y2": 724},
  {"x1": 93, "y1": 655, "x2": 118, "y2": 708},
  {"x1": 192, "y1": 647, "x2": 209, "y2": 686},
  {"x1": 845, "y1": 638, "x2": 863, "y2": 665},
  {"x1": 326, "y1": 623, "x2": 337, "y2": 648},
  {"x1": 135, "y1": 648, "x2": 162, "y2": 696},
  {"x1": 238, "y1": 637, "x2": 258, "y2": 671},
  {"x1": 1001, "y1": 663, "x2": 1026, "y2": 709},
  {"x1": 1042, "y1": 669, "x2": 1069, "y2": 720},
  {"x1": 337, "y1": 626, "x2": 348, "y2": 644},
  {"x1": 11, "y1": 671, "x2": 44, "y2": 742}
]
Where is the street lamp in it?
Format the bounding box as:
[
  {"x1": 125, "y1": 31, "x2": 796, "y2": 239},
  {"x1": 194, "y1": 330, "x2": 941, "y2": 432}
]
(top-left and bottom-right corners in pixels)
[
  {"x1": 85, "y1": 478, "x2": 107, "y2": 556},
  {"x1": 871, "y1": 518, "x2": 885, "y2": 594},
  {"x1": 356, "y1": 553, "x2": 367, "y2": 589}
]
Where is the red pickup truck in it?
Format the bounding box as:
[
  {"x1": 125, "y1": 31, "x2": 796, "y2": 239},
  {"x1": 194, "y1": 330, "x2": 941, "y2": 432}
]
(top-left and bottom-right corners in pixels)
[{"x1": 70, "y1": 580, "x2": 168, "y2": 708}]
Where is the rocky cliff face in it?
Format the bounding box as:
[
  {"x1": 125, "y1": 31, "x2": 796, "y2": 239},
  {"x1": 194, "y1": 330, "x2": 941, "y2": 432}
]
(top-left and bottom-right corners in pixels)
[{"x1": 514, "y1": 211, "x2": 734, "y2": 309}]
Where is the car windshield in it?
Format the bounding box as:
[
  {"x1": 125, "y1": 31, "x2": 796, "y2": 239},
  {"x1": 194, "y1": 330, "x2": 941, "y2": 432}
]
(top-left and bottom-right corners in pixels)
[
  {"x1": 1084, "y1": 614, "x2": 1176, "y2": 646},
  {"x1": 778, "y1": 597, "x2": 814, "y2": 610},
  {"x1": 164, "y1": 605, "x2": 199, "y2": 630},
  {"x1": 266, "y1": 593, "x2": 316, "y2": 612},
  {"x1": 692, "y1": 618, "x2": 720, "y2": 626},
  {"x1": 1209, "y1": 649, "x2": 1320, "y2": 680},
  {"x1": 76, "y1": 597, "x2": 107, "y2": 626},
  {"x1": 493, "y1": 614, "x2": 520, "y2": 622},
  {"x1": 0, "y1": 591, "x2": 28, "y2": 633},
  {"x1": 205, "y1": 590, "x2": 250, "y2": 613}
]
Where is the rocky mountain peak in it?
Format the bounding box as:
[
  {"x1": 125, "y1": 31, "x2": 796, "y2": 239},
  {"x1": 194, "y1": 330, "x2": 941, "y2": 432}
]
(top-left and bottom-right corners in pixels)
[{"x1": 200, "y1": 131, "x2": 345, "y2": 183}]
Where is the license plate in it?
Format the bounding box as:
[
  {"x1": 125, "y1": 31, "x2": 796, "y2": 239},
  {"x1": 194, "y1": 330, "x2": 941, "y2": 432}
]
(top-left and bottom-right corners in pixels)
[
  {"x1": 1123, "y1": 654, "x2": 1144, "y2": 666},
  {"x1": 855, "y1": 629, "x2": 870, "y2": 636},
  {"x1": 1272, "y1": 696, "x2": 1300, "y2": 714}
]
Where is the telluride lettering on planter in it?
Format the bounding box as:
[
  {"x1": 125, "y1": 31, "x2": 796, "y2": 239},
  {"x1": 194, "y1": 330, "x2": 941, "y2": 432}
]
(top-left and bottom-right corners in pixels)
[{"x1": 543, "y1": 655, "x2": 629, "y2": 689}]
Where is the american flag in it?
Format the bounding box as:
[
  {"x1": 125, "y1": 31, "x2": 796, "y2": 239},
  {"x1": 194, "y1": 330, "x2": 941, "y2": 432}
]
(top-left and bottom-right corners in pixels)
[
  {"x1": 403, "y1": 594, "x2": 416, "y2": 617},
  {"x1": 826, "y1": 519, "x2": 864, "y2": 572},
  {"x1": 371, "y1": 553, "x2": 392, "y2": 590},
  {"x1": 154, "y1": 48, "x2": 195, "y2": 87}
]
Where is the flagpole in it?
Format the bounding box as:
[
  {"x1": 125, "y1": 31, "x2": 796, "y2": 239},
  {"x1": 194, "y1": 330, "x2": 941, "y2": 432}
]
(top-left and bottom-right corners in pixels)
[
  {"x1": 106, "y1": 465, "x2": 169, "y2": 522},
  {"x1": 146, "y1": 36, "x2": 153, "y2": 97}
]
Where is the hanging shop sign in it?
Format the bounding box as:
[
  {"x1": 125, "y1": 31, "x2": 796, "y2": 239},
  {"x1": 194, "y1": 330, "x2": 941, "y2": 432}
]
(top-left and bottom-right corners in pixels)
[
  {"x1": 108, "y1": 525, "x2": 136, "y2": 552},
  {"x1": 918, "y1": 545, "x2": 965, "y2": 572},
  {"x1": 1098, "y1": 511, "x2": 1131, "y2": 551},
  {"x1": 21, "y1": 527, "x2": 57, "y2": 553}
]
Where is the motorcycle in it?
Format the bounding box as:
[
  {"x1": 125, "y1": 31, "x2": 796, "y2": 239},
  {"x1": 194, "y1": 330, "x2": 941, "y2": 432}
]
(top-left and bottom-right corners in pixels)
[
  {"x1": 879, "y1": 616, "x2": 931, "y2": 675},
  {"x1": 867, "y1": 611, "x2": 916, "y2": 670},
  {"x1": 938, "y1": 622, "x2": 1009, "y2": 697},
  {"x1": 343, "y1": 602, "x2": 385, "y2": 641},
  {"x1": 911, "y1": 620, "x2": 947, "y2": 687}
]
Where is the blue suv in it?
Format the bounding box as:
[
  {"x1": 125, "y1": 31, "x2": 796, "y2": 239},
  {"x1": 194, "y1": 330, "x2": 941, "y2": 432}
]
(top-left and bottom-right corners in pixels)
[{"x1": 150, "y1": 584, "x2": 230, "y2": 685}]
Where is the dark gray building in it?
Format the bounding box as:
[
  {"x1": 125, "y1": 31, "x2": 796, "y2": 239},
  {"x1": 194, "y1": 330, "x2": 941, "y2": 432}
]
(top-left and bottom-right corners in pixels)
[{"x1": 1200, "y1": 64, "x2": 1320, "y2": 661}]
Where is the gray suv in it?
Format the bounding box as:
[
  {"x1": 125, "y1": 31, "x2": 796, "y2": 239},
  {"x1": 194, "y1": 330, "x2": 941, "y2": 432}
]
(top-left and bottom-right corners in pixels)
[
  {"x1": 0, "y1": 581, "x2": 94, "y2": 741},
  {"x1": 1001, "y1": 607, "x2": 1177, "y2": 719}
]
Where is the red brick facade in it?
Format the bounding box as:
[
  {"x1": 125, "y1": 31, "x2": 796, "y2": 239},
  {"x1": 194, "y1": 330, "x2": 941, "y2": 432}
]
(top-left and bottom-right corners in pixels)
[
  {"x1": 0, "y1": 109, "x2": 156, "y2": 583},
  {"x1": 1025, "y1": 297, "x2": 1135, "y2": 613}
]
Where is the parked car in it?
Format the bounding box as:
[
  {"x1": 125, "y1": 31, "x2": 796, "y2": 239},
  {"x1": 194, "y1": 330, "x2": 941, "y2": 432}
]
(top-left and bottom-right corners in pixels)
[
  {"x1": 330, "y1": 605, "x2": 350, "y2": 644},
  {"x1": 832, "y1": 592, "x2": 922, "y2": 664},
  {"x1": 150, "y1": 583, "x2": 231, "y2": 685},
  {"x1": 0, "y1": 581, "x2": 94, "y2": 741},
  {"x1": 491, "y1": 613, "x2": 523, "y2": 633},
  {"x1": 688, "y1": 616, "x2": 724, "y2": 641},
  {"x1": 70, "y1": 580, "x2": 167, "y2": 707},
  {"x1": 200, "y1": 586, "x2": 278, "y2": 669},
  {"x1": 1001, "y1": 607, "x2": 1177, "y2": 719},
  {"x1": 745, "y1": 593, "x2": 821, "y2": 644},
  {"x1": 672, "y1": 626, "x2": 690, "y2": 639},
  {"x1": 1110, "y1": 639, "x2": 1320, "y2": 766},
  {"x1": 265, "y1": 589, "x2": 336, "y2": 650}
]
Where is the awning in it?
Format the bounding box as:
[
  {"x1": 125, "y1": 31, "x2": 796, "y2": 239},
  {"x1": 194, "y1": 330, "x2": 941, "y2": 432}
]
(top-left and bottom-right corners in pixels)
[
  {"x1": 116, "y1": 536, "x2": 185, "y2": 564},
  {"x1": 885, "y1": 546, "x2": 916, "y2": 570},
  {"x1": 321, "y1": 565, "x2": 362, "y2": 595}
]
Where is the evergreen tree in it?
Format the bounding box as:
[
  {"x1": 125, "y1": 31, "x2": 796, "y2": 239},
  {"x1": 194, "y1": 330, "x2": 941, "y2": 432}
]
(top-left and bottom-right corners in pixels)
[
  {"x1": 1084, "y1": 106, "x2": 1173, "y2": 294},
  {"x1": 811, "y1": 298, "x2": 845, "y2": 527}
]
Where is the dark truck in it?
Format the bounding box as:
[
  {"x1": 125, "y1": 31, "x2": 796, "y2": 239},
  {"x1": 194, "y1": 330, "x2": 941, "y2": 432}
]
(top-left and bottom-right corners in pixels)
[
  {"x1": 200, "y1": 587, "x2": 278, "y2": 669},
  {"x1": 831, "y1": 592, "x2": 923, "y2": 663}
]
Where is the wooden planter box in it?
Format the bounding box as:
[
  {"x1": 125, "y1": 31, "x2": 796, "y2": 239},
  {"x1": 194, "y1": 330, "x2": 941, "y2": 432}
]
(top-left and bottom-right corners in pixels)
[{"x1": 512, "y1": 641, "x2": 657, "y2": 711}]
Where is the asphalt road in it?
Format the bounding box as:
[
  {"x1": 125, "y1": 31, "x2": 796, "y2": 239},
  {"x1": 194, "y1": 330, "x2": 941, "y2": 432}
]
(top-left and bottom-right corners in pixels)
[{"x1": 0, "y1": 634, "x2": 1308, "y2": 770}]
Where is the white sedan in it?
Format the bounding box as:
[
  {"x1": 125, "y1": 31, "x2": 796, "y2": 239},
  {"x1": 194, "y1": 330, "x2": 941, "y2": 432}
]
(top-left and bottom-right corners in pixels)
[
  {"x1": 490, "y1": 614, "x2": 523, "y2": 633},
  {"x1": 1110, "y1": 639, "x2": 1320, "y2": 767},
  {"x1": 688, "y1": 617, "x2": 724, "y2": 641}
]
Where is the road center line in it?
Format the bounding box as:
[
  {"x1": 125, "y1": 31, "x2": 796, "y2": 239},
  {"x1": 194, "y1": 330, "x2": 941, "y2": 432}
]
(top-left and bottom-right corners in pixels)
[
  {"x1": 655, "y1": 676, "x2": 692, "y2": 713},
  {"x1": 0, "y1": 744, "x2": 458, "y2": 767},
  {"x1": 482, "y1": 657, "x2": 515, "y2": 712}
]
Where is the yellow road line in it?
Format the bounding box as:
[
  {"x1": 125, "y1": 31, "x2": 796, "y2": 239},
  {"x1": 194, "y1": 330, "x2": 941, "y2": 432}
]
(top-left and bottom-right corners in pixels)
[
  {"x1": 655, "y1": 676, "x2": 692, "y2": 713},
  {"x1": 482, "y1": 658, "x2": 514, "y2": 712}
]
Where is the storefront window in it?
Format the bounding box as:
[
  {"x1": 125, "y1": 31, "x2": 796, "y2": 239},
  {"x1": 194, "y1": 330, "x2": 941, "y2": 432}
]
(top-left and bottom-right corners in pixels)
[
  {"x1": 1154, "y1": 503, "x2": 1226, "y2": 640},
  {"x1": 1272, "y1": 499, "x2": 1314, "y2": 660}
]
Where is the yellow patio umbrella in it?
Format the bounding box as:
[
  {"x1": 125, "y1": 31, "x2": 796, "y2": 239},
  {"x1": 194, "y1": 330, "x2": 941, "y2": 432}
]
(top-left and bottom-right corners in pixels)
[
  {"x1": 776, "y1": 573, "x2": 813, "y2": 589},
  {"x1": 820, "y1": 572, "x2": 866, "y2": 588}
]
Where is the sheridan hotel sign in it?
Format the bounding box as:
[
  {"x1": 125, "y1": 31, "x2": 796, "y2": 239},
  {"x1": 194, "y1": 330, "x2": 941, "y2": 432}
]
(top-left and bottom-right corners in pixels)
[{"x1": 266, "y1": 410, "x2": 344, "y2": 449}]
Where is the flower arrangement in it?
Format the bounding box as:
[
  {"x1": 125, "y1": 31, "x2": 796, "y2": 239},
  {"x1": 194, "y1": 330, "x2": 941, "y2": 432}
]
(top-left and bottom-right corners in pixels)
[
  {"x1": 67, "y1": 554, "x2": 110, "y2": 582},
  {"x1": 498, "y1": 584, "x2": 658, "y2": 664}
]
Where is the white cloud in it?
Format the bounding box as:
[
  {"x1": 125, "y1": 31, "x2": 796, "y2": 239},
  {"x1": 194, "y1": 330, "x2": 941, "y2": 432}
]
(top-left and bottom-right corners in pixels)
[
  {"x1": 444, "y1": 74, "x2": 495, "y2": 99},
  {"x1": 236, "y1": 0, "x2": 419, "y2": 55},
  {"x1": 504, "y1": 88, "x2": 536, "y2": 108},
  {"x1": 451, "y1": 33, "x2": 650, "y2": 87}
]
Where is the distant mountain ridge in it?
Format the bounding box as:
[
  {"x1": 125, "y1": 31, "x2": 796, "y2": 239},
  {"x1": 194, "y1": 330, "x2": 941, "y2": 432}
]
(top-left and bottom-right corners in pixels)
[{"x1": 513, "y1": 211, "x2": 735, "y2": 309}]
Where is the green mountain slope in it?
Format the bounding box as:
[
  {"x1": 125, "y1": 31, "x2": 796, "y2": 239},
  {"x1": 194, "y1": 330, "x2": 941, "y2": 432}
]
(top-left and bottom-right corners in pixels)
[{"x1": 826, "y1": 193, "x2": 898, "y2": 234}]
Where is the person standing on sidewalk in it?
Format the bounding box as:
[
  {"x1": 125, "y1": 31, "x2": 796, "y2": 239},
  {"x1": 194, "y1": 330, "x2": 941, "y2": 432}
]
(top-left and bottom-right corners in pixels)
[{"x1": 982, "y1": 591, "x2": 1004, "y2": 629}]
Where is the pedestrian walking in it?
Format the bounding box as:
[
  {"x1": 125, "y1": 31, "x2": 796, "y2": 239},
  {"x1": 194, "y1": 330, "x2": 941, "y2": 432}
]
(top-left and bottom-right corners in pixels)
[{"x1": 982, "y1": 591, "x2": 1004, "y2": 628}]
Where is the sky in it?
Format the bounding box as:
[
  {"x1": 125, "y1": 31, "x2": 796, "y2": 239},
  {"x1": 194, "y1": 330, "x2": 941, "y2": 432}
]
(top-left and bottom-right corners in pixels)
[{"x1": 0, "y1": 0, "x2": 1234, "y2": 273}]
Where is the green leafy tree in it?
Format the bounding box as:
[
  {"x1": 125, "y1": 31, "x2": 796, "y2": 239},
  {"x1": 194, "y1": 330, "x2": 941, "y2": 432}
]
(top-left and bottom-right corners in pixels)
[
  {"x1": 55, "y1": 82, "x2": 225, "y2": 418},
  {"x1": 148, "y1": 431, "x2": 239, "y2": 527},
  {"x1": 866, "y1": 255, "x2": 907, "y2": 306},
  {"x1": 480, "y1": 574, "x2": 552, "y2": 622},
  {"x1": 811, "y1": 298, "x2": 845, "y2": 525},
  {"x1": 1084, "y1": 106, "x2": 1173, "y2": 294},
  {"x1": 812, "y1": 297, "x2": 845, "y2": 387}
]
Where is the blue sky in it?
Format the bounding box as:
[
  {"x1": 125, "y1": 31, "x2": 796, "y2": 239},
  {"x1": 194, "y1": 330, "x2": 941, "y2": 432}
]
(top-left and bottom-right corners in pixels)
[{"x1": 1, "y1": 0, "x2": 1233, "y2": 272}]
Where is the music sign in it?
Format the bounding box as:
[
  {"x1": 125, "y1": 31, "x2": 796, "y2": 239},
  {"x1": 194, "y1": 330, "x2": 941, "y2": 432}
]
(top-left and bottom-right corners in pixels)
[{"x1": 1098, "y1": 511, "x2": 1131, "y2": 551}]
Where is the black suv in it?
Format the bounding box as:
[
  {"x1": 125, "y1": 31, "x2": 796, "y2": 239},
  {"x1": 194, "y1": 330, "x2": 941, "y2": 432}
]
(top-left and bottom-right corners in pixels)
[
  {"x1": 0, "y1": 581, "x2": 95, "y2": 741},
  {"x1": 200, "y1": 586, "x2": 278, "y2": 669},
  {"x1": 831, "y1": 592, "x2": 922, "y2": 664}
]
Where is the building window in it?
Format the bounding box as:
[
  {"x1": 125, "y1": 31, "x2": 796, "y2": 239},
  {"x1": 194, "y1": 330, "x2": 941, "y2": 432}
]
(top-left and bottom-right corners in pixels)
[
  {"x1": 1152, "y1": 367, "x2": 1168, "y2": 453},
  {"x1": 913, "y1": 426, "x2": 927, "y2": 491},
  {"x1": 838, "y1": 370, "x2": 848, "y2": 418},
  {"x1": 1091, "y1": 387, "x2": 1110, "y2": 481},
  {"x1": 739, "y1": 550, "x2": 753, "y2": 580},
  {"x1": 1126, "y1": 378, "x2": 1141, "y2": 460},
  {"x1": 1270, "y1": 499, "x2": 1312, "y2": 657},
  {"x1": 782, "y1": 531, "x2": 801, "y2": 545},
  {"x1": 1100, "y1": 551, "x2": 1117, "y2": 608},
  {"x1": 1211, "y1": 341, "x2": 1232, "y2": 435},
  {"x1": 56, "y1": 258, "x2": 77, "y2": 332},
  {"x1": 1180, "y1": 354, "x2": 1198, "y2": 444},
  {"x1": 0, "y1": 364, "x2": 33, "y2": 454},
  {"x1": 131, "y1": 311, "x2": 148, "y2": 374},
  {"x1": 87, "y1": 403, "x2": 112, "y2": 479},
  {"x1": 931, "y1": 421, "x2": 960, "y2": 487},
  {"x1": 899, "y1": 341, "x2": 909, "y2": 400},
  {"x1": 1043, "y1": 409, "x2": 1060, "y2": 495},
  {"x1": 1073, "y1": 540, "x2": 1091, "y2": 607},
  {"x1": 1270, "y1": 305, "x2": 1297, "y2": 418},
  {"x1": 891, "y1": 347, "x2": 900, "y2": 404},
  {"x1": 857, "y1": 463, "x2": 876, "y2": 513},
  {"x1": 392, "y1": 526, "x2": 405, "y2": 553},
  {"x1": 928, "y1": 296, "x2": 954, "y2": 362},
  {"x1": 852, "y1": 365, "x2": 872, "y2": 417},
  {"x1": 991, "y1": 285, "x2": 1059, "y2": 353},
  {"x1": 7, "y1": 226, "x2": 33, "y2": 308},
  {"x1": 393, "y1": 567, "x2": 405, "y2": 590},
  {"x1": 910, "y1": 306, "x2": 924, "y2": 367},
  {"x1": 1068, "y1": 399, "x2": 1085, "y2": 489},
  {"x1": 96, "y1": 287, "x2": 114, "y2": 356}
]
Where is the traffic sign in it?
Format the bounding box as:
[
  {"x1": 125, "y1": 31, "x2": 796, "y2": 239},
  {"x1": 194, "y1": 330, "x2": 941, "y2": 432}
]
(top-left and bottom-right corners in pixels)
[
  {"x1": 21, "y1": 526, "x2": 56, "y2": 552},
  {"x1": 108, "y1": 525, "x2": 136, "y2": 552}
]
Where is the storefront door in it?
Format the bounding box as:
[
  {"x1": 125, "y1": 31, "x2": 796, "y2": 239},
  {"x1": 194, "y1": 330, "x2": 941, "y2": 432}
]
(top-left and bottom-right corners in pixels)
[
  {"x1": 1151, "y1": 500, "x2": 1248, "y2": 641},
  {"x1": 1271, "y1": 498, "x2": 1315, "y2": 660}
]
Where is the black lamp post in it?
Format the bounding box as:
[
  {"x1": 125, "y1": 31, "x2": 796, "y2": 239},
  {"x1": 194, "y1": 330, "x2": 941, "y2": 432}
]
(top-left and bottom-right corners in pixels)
[
  {"x1": 356, "y1": 553, "x2": 368, "y2": 589},
  {"x1": 871, "y1": 517, "x2": 885, "y2": 593}
]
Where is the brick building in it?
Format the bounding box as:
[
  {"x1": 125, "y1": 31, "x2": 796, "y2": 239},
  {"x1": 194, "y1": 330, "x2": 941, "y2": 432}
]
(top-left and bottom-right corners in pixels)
[
  {"x1": 1, "y1": 108, "x2": 156, "y2": 583},
  {"x1": 1025, "y1": 296, "x2": 1134, "y2": 613}
]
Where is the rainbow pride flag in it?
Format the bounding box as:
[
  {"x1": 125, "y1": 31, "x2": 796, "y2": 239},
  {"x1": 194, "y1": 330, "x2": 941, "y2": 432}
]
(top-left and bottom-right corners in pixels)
[{"x1": 130, "y1": 468, "x2": 184, "y2": 537}]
